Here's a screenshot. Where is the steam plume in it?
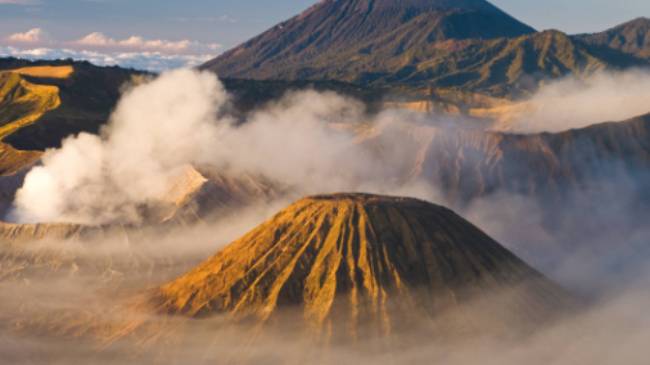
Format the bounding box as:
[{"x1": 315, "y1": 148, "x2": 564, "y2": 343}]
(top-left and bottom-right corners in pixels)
[
  {"x1": 11, "y1": 70, "x2": 436, "y2": 224},
  {"x1": 505, "y1": 70, "x2": 650, "y2": 133},
  {"x1": 13, "y1": 70, "x2": 225, "y2": 224}
]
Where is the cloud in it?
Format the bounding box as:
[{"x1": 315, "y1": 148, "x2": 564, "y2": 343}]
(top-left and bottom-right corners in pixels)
[
  {"x1": 77, "y1": 32, "x2": 191, "y2": 52},
  {"x1": 73, "y1": 32, "x2": 221, "y2": 55},
  {"x1": 1, "y1": 28, "x2": 221, "y2": 70},
  {"x1": 0, "y1": 46, "x2": 214, "y2": 71},
  {"x1": 6, "y1": 28, "x2": 45, "y2": 43}
]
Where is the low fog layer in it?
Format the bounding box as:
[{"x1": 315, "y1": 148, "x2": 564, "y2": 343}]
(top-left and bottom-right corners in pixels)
[
  {"x1": 504, "y1": 70, "x2": 650, "y2": 133},
  {"x1": 0, "y1": 227, "x2": 648, "y2": 365}
]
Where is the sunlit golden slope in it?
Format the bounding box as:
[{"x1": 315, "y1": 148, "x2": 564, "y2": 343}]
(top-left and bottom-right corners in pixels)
[
  {"x1": 155, "y1": 165, "x2": 282, "y2": 224},
  {"x1": 0, "y1": 221, "x2": 92, "y2": 243},
  {"x1": 0, "y1": 69, "x2": 60, "y2": 174},
  {"x1": 154, "y1": 193, "x2": 571, "y2": 338},
  {"x1": 0, "y1": 70, "x2": 61, "y2": 139},
  {"x1": 9, "y1": 65, "x2": 74, "y2": 79},
  {"x1": 0, "y1": 143, "x2": 40, "y2": 176},
  {"x1": 0, "y1": 60, "x2": 149, "y2": 152}
]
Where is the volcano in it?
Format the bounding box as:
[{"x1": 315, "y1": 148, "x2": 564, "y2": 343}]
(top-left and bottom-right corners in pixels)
[
  {"x1": 153, "y1": 193, "x2": 572, "y2": 338},
  {"x1": 201, "y1": 1, "x2": 650, "y2": 97},
  {"x1": 203, "y1": 0, "x2": 535, "y2": 83}
]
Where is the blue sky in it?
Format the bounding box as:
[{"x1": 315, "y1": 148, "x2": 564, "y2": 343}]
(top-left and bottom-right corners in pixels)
[{"x1": 0, "y1": 0, "x2": 648, "y2": 70}]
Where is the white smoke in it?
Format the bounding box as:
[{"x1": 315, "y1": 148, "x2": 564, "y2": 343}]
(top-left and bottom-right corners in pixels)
[
  {"x1": 11, "y1": 70, "x2": 437, "y2": 225},
  {"x1": 206, "y1": 92, "x2": 436, "y2": 196},
  {"x1": 505, "y1": 70, "x2": 650, "y2": 133},
  {"x1": 13, "y1": 69, "x2": 226, "y2": 224},
  {"x1": 209, "y1": 90, "x2": 366, "y2": 190}
]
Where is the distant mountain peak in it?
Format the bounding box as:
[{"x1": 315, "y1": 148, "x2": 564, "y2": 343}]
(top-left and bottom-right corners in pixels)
[
  {"x1": 616, "y1": 16, "x2": 650, "y2": 27},
  {"x1": 577, "y1": 16, "x2": 650, "y2": 60},
  {"x1": 202, "y1": 0, "x2": 535, "y2": 84}
]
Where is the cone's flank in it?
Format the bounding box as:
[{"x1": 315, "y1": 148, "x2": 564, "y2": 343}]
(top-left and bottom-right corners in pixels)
[{"x1": 153, "y1": 193, "x2": 574, "y2": 337}]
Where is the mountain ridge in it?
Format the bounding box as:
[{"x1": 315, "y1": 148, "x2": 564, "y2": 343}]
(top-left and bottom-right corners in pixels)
[{"x1": 576, "y1": 17, "x2": 650, "y2": 60}]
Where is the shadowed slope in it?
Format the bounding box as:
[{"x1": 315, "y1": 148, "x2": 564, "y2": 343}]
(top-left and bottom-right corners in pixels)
[
  {"x1": 381, "y1": 113, "x2": 650, "y2": 204},
  {"x1": 0, "y1": 70, "x2": 57, "y2": 175},
  {"x1": 154, "y1": 194, "x2": 571, "y2": 337},
  {"x1": 0, "y1": 71, "x2": 61, "y2": 139}
]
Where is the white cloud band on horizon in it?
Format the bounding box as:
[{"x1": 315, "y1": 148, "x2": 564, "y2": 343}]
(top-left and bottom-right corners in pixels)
[
  {"x1": 73, "y1": 32, "x2": 221, "y2": 55},
  {"x1": 0, "y1": 46, "x2": 214, "y2": 72},
  {"x1": 1, "y1": 28, "x2": 222, "y2": 71}
]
